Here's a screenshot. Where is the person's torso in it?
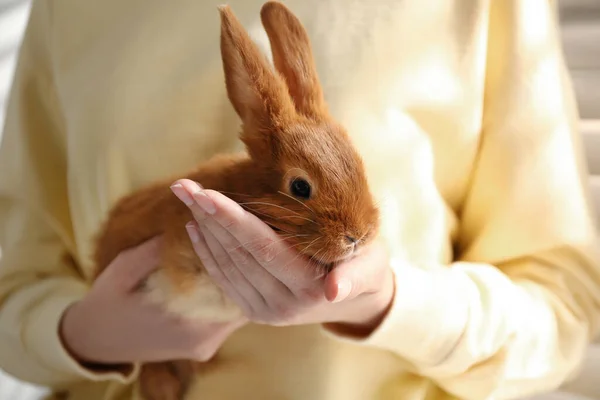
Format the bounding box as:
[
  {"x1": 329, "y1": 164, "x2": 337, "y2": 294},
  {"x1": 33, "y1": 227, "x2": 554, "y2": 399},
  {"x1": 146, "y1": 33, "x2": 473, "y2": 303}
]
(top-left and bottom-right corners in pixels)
[{"x1": 49, "y1": 0, "x2": 491, "y2": 398}]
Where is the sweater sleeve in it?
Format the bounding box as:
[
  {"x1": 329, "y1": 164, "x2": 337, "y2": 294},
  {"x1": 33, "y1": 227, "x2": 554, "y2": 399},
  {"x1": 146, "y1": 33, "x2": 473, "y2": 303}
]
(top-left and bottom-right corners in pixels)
[
  {"x1": 0, "y1": 1, "x2": 139, "y2": 389},
  {"x1": 323, "y1": 1, "x2": 600, "y2": 399}
]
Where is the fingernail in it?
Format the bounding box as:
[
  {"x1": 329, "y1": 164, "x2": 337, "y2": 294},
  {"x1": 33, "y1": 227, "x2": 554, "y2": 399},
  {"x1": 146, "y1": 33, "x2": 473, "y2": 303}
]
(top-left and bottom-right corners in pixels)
[
  {"x1": 193, "y1": 190, "x2": 216, "y2": 215},
  {"x1": 333, "y1": 280, "x2": 352, "y2": 303},
  {"x1": 185, "y1": 222, "x2": 201, "y2": 243},
  {"x1": 170, "y1": 184, "x2": 194, "y2": 206}
]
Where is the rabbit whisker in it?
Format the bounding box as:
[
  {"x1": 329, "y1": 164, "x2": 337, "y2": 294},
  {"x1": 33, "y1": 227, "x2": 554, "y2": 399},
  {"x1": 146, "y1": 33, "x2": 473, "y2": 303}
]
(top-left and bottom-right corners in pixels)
[
  {"x1": 279, "y1": 237, "x2": 322, "y2": 272},
  {"x1": 265, "y1": 222, "x2": 290, "y2": 234},
  {"x1": 218, "y1": 190, "x2": 254, "y2": 198},
  {"x1": 237, "y1": 202, "x2": 301, "y2": 216},
  {"x1": 237, "y1": 206, "x2": 300, "y2": 233},
  {"x1": 309, "y1": 246, "x2": 330, "y2": 277},
  {"x1": 291, "y1": 239, "x2": 319, "y2": 251},
  {"x1": 239, "y1": 204, "x2": 318, "y2": 229},
  {"x1": 239, "y1": 205, "x2": 277, "y2": 220},
  {"x1": 277, "y1": 191, "x2": 315, "y2": 214},
  {"x1": 300, "y1": 236, "x2": 322, "y2": 255},
  {"x1": 232, "y1": 234, "x2": 303, "y2": 252},
  {"x1": 275, "y1": 214, "x2": 317, "y2": 224},
  {"x1": 279, "y1": 251, "x2": 306, "y2": 272},
  {"x1": 270, "y1": 242, "x2": 309, "y2": 265},
  {"x1": 310, "y1": 244, "x2": 339, "y2": 274}
]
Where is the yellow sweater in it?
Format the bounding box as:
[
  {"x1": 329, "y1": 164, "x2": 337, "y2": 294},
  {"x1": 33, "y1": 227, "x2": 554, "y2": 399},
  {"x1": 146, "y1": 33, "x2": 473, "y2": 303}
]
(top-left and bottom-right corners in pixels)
[{"x1": 1, "y1": 1, "x2": 600, "y2": 399}]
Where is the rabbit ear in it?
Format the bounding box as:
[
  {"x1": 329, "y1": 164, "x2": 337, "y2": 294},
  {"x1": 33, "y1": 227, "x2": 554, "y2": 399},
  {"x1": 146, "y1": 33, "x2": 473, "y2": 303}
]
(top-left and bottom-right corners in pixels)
[
  {"x1": 219, "y1": 5, "x2": 295, "y2": 130},
  {"x1": 260, "y1": 1, "x2": 328, "y2": 121}
]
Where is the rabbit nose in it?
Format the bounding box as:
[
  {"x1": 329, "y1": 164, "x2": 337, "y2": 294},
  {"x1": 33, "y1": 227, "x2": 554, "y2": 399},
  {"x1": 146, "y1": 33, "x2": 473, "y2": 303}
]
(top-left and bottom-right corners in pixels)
[{"x1": 345, "y1": 235, "x2": 358, "y2": 245}]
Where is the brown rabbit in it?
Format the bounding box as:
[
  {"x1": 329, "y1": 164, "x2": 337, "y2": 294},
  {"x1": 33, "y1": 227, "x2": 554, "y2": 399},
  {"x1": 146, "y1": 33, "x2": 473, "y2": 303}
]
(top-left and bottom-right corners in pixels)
[{"x1": 92, "y1": 2, "x2": 380, "y2": 399}]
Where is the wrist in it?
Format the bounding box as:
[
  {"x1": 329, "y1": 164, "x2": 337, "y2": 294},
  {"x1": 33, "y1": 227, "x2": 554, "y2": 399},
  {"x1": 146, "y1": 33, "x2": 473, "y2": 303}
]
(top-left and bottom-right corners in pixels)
[
  {"x1": 60, "y1": 301, "x2": 135, "y2": 373},
  {"x1": 60, "y1": 302, "x2": 107, "y2": 363},
  {"x1": 59, "y1": 301, "x2": 88, "y2": 361}
]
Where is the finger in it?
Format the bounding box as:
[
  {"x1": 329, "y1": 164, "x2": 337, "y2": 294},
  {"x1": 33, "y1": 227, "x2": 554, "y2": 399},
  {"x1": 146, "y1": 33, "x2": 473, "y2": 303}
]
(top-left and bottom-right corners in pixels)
[
  {"x1": 173, "y1": 179, "x2": 318, "y2": 287},
  {"x1": 201, "y1": 217, "x2": 294, "y2": 303},
  {"x1": 185, "y1": 221, "x2": 256, "y2": 317},
  {"x1": 197, "y1": 224, "x2": 268, "y2": 313},
  {"x1": 172, "y1": 178, "x2": 293, "y2": 269},
  {"x1": 194, "y1": 189, "x2": 318, "y2": 286},
  {"x1": 324, "y1": 257, "x2": 373, "y2": 303},
  {"x1": 100, "y1": 235, "x2": 163, "y2": 293},
  {"x1": 170, "y1": 179, "x2": 212, "y2": 223},
  {"x1": 325, "y1": 241, "x2": 391, "y2": 302}
]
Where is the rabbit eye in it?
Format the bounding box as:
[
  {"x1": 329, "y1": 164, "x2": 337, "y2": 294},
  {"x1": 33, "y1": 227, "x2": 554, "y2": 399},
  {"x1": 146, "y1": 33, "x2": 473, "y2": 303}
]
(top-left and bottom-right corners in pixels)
[{"x1": 290, "y1": 178, "x2": 311, "y2": 199}]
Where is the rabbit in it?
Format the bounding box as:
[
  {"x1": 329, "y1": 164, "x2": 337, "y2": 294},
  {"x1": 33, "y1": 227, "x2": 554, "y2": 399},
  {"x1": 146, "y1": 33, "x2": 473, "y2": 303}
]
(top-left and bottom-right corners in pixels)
[{"x1": 91, "y1": 2, "x2": 380, "y2": 399}]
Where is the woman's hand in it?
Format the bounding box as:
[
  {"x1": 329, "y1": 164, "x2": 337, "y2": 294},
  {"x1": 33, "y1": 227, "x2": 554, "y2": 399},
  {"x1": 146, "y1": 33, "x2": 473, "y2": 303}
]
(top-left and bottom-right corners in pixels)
[
  {"x1": 60, "y1": 236, "x2": 247, "y2": 367},
  {"x1": 171, "y1": 179, "x2": 395, "y2": 336}
]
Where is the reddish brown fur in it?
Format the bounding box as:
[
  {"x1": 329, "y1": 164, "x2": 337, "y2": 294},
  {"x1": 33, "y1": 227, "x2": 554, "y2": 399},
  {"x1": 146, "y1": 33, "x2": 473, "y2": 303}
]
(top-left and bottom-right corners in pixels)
[{"x1": 92, "y1": 2, "x2": 379, "y2": 399}]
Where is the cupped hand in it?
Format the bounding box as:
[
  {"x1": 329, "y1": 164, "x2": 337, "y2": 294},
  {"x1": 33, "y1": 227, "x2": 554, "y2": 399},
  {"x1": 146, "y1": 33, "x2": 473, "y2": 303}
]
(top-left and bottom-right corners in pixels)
[
  {"x1": 171, "y1": 179, "x2": 395, "y2": 335},
  {"x1": 60, "y1": 236, "x2": 247, "y2": 367}
]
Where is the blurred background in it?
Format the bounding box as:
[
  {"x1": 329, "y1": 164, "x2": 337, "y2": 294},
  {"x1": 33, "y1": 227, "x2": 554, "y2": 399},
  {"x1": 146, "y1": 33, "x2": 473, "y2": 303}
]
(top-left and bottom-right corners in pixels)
[{"x1": 0, "y1": 0, "x2": 599, "y2": 399}]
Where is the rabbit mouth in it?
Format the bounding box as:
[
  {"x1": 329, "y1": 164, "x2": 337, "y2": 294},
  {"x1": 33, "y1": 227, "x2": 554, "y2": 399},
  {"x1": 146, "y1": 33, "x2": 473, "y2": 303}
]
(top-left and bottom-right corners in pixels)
[
  {"x1": 309, "y1": 250, "x2": 358, "y2": 272},
  {"x1": 265, "y1": 222, "x2": 361, "y2": 271}
]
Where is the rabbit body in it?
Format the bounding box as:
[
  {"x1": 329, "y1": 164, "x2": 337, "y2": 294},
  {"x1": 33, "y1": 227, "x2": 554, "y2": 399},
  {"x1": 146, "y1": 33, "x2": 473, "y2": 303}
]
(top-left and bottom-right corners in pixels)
[{"x1": 94, "y1": 153, "x2": 252, "y2": 322}]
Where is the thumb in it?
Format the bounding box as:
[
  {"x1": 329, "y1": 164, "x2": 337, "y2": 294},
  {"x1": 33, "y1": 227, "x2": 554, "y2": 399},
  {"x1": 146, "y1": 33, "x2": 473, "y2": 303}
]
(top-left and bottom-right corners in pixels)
[
  {"x1": 324, "y1": 259, "x2": 365, "y2": 303},
  {"x1": 98, "y1": 235, "x2": 163, "y2": 292},
  {"x1": 324, "y1": 241, "x2": 389, "y2": 302}
]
